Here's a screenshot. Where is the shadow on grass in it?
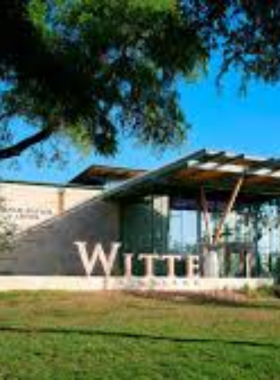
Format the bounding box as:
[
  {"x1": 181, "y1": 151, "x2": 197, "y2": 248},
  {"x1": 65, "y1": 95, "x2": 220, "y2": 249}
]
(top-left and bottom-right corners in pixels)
[
  {"x1": 0, "y1": 325, "x2": 279, "y2": 349},
  {"x1": 127, "y1": 291, "x2": 280, "y2": 311}
]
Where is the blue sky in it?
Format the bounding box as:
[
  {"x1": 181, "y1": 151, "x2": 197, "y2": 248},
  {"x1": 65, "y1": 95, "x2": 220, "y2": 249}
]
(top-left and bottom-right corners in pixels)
[{"x1": 1, "y1": 66, "x2": 280, "y2": 184}]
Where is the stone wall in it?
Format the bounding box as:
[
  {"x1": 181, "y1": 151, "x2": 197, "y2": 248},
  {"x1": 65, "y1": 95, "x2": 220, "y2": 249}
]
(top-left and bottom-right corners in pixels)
[
  {"x1": 0, "y1": 183, "x2": 120, "y2": 275},
  {"x1": 0, "y1": 182, "x2": 100, "y2": 232},
  {"x1": 0, "y1": 276, "x2": 274, "y2": 292}
]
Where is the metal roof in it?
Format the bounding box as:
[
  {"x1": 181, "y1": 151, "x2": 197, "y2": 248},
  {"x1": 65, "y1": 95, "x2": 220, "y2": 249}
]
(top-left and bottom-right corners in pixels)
[
  {"x1": 70, "y1": 164, "x2": 146, "y2": 185},
  {"x1": 0, "y1": 178, "x2": 102, "y2": 190},
  {"x1": 102, "y1": 149, "x2": 280, "y2": 204}
]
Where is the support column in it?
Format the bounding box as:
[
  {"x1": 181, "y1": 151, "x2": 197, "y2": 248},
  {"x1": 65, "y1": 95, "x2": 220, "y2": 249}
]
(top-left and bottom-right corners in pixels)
[
  {"x1": 204, "y1": 177, "x2": 244, "y2": 278},
  {"x1": 213, "y1": 177, "x2": 244, "y2": 245},
  {"x1": 57, "y1": 189, "x2": 65, "y2": 214},
  {"x1": 200, "y1": 187, "x2": 213, "y2": 245},
  {"x1": 245, "y1": 251, "x2": 252, "y2": 278},
  {"x1": 240, "y1": 250, "x2": 245, "y2": 277}
]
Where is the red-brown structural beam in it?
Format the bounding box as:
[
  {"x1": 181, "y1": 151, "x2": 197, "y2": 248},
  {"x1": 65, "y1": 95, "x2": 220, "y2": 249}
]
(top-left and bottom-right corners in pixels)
[{"x1": 213, "y1": 177, "x2": 244, "y2": 246}]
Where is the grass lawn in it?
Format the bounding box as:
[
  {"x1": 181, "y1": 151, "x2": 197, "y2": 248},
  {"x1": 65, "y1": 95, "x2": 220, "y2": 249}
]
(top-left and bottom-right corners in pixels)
[{"x1": 0, "y1": 291, "x2": 279, "y2": 379}]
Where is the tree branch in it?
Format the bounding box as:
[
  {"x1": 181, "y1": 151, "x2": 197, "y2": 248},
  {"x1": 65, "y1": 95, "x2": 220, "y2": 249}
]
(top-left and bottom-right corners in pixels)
[
  {"x1": 0, "y1": 110, "x2": 15, "y2": 123},
  {"x1": 0, "y1": 128, "x2": 54, "y2": 160}
]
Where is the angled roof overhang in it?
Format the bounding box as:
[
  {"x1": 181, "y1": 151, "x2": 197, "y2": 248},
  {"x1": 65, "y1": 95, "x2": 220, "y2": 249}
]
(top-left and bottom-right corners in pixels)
[
  {"x1": 102, "y1": 149, "x2": 280, "y2": 205},
  {"x1": 70, "y1": 164, "x2": 146, "y2": 186}
]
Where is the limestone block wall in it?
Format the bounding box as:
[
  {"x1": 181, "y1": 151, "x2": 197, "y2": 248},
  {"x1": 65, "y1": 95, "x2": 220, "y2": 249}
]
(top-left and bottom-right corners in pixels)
[
  {"x1": 0, "y1": 182, "x2": 120, "y2": 275},
  {"x1": 0, "y1": 182, "x2": 100, "y2": 232}
]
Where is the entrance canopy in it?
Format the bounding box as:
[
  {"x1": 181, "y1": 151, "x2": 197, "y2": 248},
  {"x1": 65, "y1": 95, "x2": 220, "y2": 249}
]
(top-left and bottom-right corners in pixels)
[
  {"x1": 100, "y1": 150, "x2": 280, "y2": 278},
  {"x1": 103, "y1": 149, "x2": 280, "y2": 205}
]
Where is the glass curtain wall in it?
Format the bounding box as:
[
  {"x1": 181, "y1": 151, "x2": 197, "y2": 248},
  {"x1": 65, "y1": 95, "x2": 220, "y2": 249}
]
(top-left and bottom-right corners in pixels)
[
  {"x1": 199, "y1": 200, "x2": 280, "y2": 278},
  {"x1": 120, "y1": 194, "x2": 280, "y2": 278}
]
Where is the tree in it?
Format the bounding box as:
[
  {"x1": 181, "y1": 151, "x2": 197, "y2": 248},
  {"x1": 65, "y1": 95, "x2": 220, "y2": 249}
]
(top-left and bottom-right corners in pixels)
[
  {"x1": 1, "y1": 1, "x2": 280, "y2": 162},
  {"x1": 0, "y1": 195, "x2": 15, "y2": 253},
  {"x1": 181, "y1": 1, "x2": 280, "y2": 86},
  {"x1": 0, "y1": 0, "x2": 206, "y2": 162}
]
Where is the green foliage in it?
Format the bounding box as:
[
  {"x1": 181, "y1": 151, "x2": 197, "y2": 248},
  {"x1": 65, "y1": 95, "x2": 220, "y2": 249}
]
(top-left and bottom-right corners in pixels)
[
  {"x1": 275, "y1": 256, "x2": 280, "y2": 284},
  {"x1": 0, "y1": 196, "x2": 15, "y2": 253},
  {"x1": 0, "y1": 0, "x2": 206, "y2": 160},
  {"x1": 181, "y1": 1, "x2": 280, "y2": 87},
  {"x1": 240, "y1": 284, "x2": 276, "y2": 299},
  {"x1": 273, "y1": 284, "x2": 280, "y2": 297},
  {"x1": 2, "y1": 1, "x2": 280, "y2": 161}
]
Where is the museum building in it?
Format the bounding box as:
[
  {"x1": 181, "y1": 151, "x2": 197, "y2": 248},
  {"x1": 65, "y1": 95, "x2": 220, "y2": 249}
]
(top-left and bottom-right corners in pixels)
[{"x1": 0, "y1": 149, "x2": 279, "y2": 286}]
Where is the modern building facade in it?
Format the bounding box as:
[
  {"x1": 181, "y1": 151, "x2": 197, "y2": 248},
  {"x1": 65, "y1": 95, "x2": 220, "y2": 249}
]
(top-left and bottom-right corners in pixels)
[{"x1": 0, "y1": 149, "x2": 280, "y2": 285}]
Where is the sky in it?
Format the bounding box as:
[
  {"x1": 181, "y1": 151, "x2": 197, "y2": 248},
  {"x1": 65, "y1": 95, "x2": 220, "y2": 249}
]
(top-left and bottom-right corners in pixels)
[{"x1": 1, "y1": 65, "x2": 280, "y2": 184}]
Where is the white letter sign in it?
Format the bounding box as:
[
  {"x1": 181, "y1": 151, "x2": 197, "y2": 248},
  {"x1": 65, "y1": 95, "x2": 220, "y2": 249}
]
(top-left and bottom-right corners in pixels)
[{"x1": 74, "y1": 241, "x2": 121, "y2": 276}]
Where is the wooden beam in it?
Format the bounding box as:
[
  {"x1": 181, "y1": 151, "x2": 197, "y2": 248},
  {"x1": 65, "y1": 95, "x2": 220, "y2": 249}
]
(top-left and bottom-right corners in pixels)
[
  {"x1": 213, "y1": 177, "x2": 244, "y2": 246},
  {"x1": 200, "y1": 187, "x2": 213, "y2": 244},
  {"x1": 191, "y1": 170, "x2": 226, "y2": 181},
  {"x1": 244, "y1": 175, "x2": 275, "y2": 186},
  {"x1": 194, "y1": 154, "x2": 246, "y2": 178}
]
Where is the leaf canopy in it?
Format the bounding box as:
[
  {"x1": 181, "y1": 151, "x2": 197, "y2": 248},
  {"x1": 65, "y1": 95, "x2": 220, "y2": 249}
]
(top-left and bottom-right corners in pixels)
[
  {"x1": 0, "y1": 0, "x2": 206, "y2": 160},
  {"x1": 1, "y1": 1, "x2": 280, "y2": 161}
]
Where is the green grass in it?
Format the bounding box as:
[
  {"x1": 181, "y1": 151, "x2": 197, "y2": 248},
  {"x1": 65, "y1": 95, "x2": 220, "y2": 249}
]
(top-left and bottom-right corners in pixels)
[{"x1": 0, "y1": 291, "x2": 279, "y2": 379}]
